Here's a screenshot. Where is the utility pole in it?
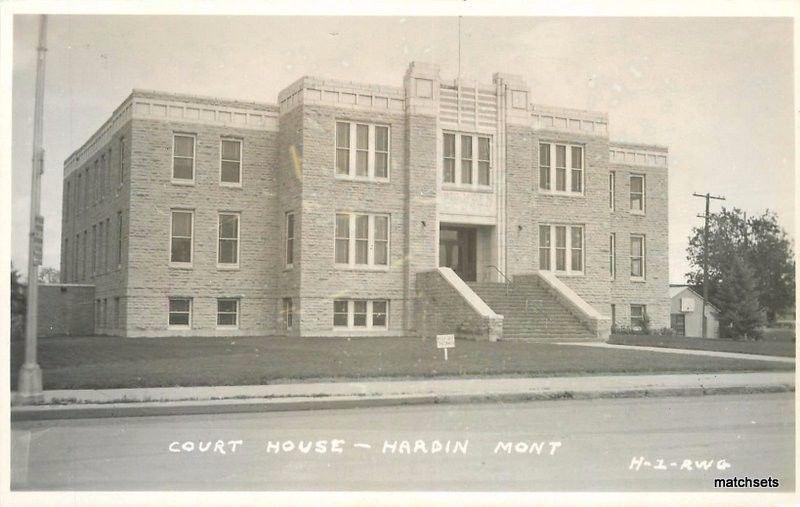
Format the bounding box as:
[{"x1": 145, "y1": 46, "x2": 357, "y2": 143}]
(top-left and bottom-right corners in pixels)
[
  {"x1": 17, "y1": 15, "x2": 48, "y2": 404},
  {"x1": 693, "y1": 192, "x2": 726, "y2": 339}
]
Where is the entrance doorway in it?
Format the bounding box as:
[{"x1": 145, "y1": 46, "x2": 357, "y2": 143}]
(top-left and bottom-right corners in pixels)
[{"x1": 439, "y1": 225, "x2": 477, "y2": 282}]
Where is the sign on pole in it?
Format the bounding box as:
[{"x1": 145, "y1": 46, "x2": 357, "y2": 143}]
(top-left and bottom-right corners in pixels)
[
  {"x1": 32, "y1": 215, "x2": 44, "y2": 266},
  {"x1": 436, "y1": 334, "x2": 455, "y2": 361}
]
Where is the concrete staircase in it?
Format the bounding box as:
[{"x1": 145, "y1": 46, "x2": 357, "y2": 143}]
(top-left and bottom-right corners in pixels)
[{"x1": 468, "y1": 280, "x2": 596, "y2": 342}]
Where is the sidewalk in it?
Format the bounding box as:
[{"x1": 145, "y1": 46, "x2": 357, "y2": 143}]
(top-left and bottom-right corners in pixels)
[{"x1": 11, "y1": 371, "x2": 795, "y2": 421}]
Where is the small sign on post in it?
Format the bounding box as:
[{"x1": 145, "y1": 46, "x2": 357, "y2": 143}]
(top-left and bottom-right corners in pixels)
[{"x1": 436, "y1": 334, "x2": 455, "y2": 361}]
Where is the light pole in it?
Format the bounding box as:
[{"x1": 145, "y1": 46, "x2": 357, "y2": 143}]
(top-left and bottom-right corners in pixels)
[{"x1": 17, "y1": 14, "x2": 48, "y2": 405}]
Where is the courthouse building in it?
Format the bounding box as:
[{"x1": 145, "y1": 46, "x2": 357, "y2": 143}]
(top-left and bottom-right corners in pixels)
[{"x1": 58, "y1": 62, "x2": 669, "y2": 340}]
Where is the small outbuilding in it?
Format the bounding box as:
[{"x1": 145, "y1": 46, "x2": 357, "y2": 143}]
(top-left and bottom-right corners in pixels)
[{"x1": 669, "y1": 284, "x2": 719, "y2": 338}]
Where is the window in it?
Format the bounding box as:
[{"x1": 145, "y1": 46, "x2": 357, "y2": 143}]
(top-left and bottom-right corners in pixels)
[
  {"x1": 101, "y1": 298, "x2": 107, "y2": 328},
  {"x1": 609, "y1": 233, "x2": 616, "y2": 280},
  {"x1": 539, "y1": 225, "x2": 551, "y2": 271},
  {"x1": 218, "y1": 213, "x2": 239, "y2": 266},
  {"x1": 478, "y1": 137, "x2": 491, "y2": 186},
  {"x1": 65, "y1": 181, "x2": 71, "y2": 216},
  {"x1": 172, "y1": 134, "x2": 195, "y2": 181},
  {"x1": 630, "y1": 304, "x2": 646, "y2": 331},
  {"x1": 283, "y1": 298, "x2": 293, "y2": 330},
  {"x1": 443, "y1": 133, "x2": 456, "y2": 183},
  {"x1": 217, "y1": 298, "x2": 239, "y2": 328},
  {"x1": 570, "y1": 227, "x2": 583, "y2": 271},
  {"x1": 538, "y1": 143, "x2": 584, "y2": 194},
  {"x1": 77, "y1": 173, "x2": 83, "y2": 212},
  {"x1": 92, "y1": 160, "x2": 98, "y2": 204},
  {"x1": 82, "y1": 231, "x2": 88, "y2": 280},
  {"x1": 114, "y1": 297, "x2": 120, "y2": 328},
  {"x1": 539, "y1": 143, "x2": 551, "y2": 190},
  {"x1": 285, "y1": 212, "x2": 295, "y2": 267},
  {"x1": 630, "y1": 234, "x2": 645, "y2": 279},
  {"x1": 335, "y1": 121, "x2": 390, "y2": 180},
  {"x1": 609, "y1": 172, "x2": 616, "y2": 210},
  {"x1": 442, "y1": 132, "x2": 491, "y2": 188},
  {"x1": 91, "y1": 225, "x2": 97, "y2": 276},
  {"x1": 334, "y1": 213, "x2": 390, "y2": 268},
  {"x1": 170, "y1": 210, "x2": 193, "y2": 264},
  {"x1": 671, "y1": 314, "x2": 686, "y2": 336},
  {"x1": 570, "y1": 146, "x2": 583, "y2": 192},
  {"x1": 630, "y1": 174, "x2": 645, "y2": 212},
  {"x1": 538, "y1": 224, "x2": 584, "y2": 275},
  {"x1": 332, "y1": 300, "x2": 389, "y2": 329},
  {"x1": 220, "y1": 139, "x2": 242, "y2": 185},
  {"x1": 119, "y1": 137, "x2": 126, "y2": 187},
  {"x1": 104, "y1": 218, "x2": 110, "y2": 272},
  {"x1": 99, "y1": 154, "x2": 105, "y2": 201},
  {"x1": 117, "y1": 211, "x2": 123, "y2": 267},
  {"x1": 64, "y1": 238, "x2": 69, "y2": 282},
  {"x1": 169, "y1": 298, "x2": 192, "y2": 328},
  {"x1": 460, "y1": 135, "x2": 473, "y2": 184},
  {"x1": 610, "y1": 304, "x2": 616, "y2": 330}
]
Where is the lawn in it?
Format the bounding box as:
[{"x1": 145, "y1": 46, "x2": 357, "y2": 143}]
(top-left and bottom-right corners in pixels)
[
  {"x1": 610, "y1": 333, "x2": 796, "y2": 357},
  {"x1": 9, "y1": 335, "x2": 794, "y2": 390}
]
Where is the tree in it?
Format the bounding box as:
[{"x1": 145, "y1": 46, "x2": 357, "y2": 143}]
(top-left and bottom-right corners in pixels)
[
  {"x1": 11, "y1": 264, "x2": 26, "y2": 341},
  {"x1": 686, "y1": 206, "x2": 794, "y2": 325},
  {"x1": 38, "y1": 266, "x2": 60, "y2": 284},
  {"x1": 11, "y1": 264, "x2": 26, "y2": 317},
  {"x1": 746, "y1": 210, "x2": 795, "y2": 322},
  {"x1": 714, "y1": 255, "x2": 765, "y2": 340}
]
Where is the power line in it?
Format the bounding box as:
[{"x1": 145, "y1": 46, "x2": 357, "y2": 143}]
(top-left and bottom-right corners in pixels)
[{"x1": 692, "y1": 192, "x2": 726, "y2": 339}]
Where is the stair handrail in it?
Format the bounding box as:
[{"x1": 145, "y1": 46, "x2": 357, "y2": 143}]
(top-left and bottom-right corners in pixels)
[{"x1": 486, "y1": 265, "x2": 511, "y2": 295}]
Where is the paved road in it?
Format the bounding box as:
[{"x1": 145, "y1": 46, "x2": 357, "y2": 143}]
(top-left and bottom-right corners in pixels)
[{"x1": 11, "y1": 393, "x2": 794, "y2": 491}]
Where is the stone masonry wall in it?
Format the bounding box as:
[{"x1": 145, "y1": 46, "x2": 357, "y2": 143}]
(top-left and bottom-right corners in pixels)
[
  {"x1": 60, "y1": 121, "x2": 132, "y2": 336},
  {"x1": 296, "y1": 103, "x2": 409, "y2": 336},
  {"x1": 125, "y1": 117, "x2": 279, "y2": 337}
]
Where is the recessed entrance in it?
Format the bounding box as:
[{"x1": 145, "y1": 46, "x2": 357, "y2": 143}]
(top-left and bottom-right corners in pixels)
[{"x1": 439, "y1": 225, "x2": 477, "y2": 282}]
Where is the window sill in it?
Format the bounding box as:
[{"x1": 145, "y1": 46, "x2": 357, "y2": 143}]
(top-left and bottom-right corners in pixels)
[
  {"x1": 331, "y1": 327, "x2": 389, "y2": 333},
  {"x1": 169, "y1": 263, "x2": 193, "y2": 270},
  {"x1": 284, "y1": 264, "x2": 294, "y2": 272},
  {"x1": 630, "y1": 278, "x2": 647, "y2": 283},
  {"x1": 220, "y1": 182, "x2": 243, "y2": 189},
  {"x1": 217, "y1": 264, "x2": 240, "y2": 271},
  {"x1": 168, "y1": 326, "x2": 191, "y2": 331},
  {"x1": 334, "y1": 265, "x2": 391, "y2": 272},
  {"x1": 335, "y1": 174, "x2": 391, "y2": 183},
  {"x1": 216, "y1": 325, "x2": 239, "y2": 330},
  {"x1": 442, "y1": 183, "x2": 493, "y2": 194},
  {"x1": 629, "y1": 210, "x2": 646, "y2": 216},
  {"x1": 538, "y1": 190, "x2": 586, "y2": 198},
  {"x1": 171, "y1": 179, "x2": 196, "y2": 187},
  {"x1": 551, "y1": 271, "x2": 585, "y2": 278}
]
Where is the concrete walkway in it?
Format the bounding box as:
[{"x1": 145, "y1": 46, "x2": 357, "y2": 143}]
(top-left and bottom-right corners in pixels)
[
  {"x1": 558, "y1": 341, "x2": 796, "y2": 363},
  {"x1": 11, "y1": 371, "x2": 795, "y2": 421}
]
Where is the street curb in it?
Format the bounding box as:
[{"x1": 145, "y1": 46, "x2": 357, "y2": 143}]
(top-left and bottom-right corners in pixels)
[{"x1": 11, "y1": 383, "x2": 794, "y2": 422}]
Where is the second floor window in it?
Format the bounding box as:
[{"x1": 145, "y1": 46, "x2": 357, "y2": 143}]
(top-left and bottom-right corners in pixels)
[
  {"x1": 609, "y1": 172, "x2": 616, "y2": 210},
  {"x1": 630, "y1": 174, "x2": 645, "y2": 212},
  {"x1": 335, "y1": 121, "x2": 390, "y2": 180},
  {"x1": 630, "y1": 234, "x2": 645, "y2": 280},
  {"x1": 170, "y1": 210, "x2": 193, "y2": 265},
  {"x1": 538, "y1": 224, "x2": 584, "y2": 275},
  {"x1": 119, "y1": 137, "x2": 126, "y2": 187},
  {"x1": 539, "y1": 142, "x2": 583, "y2": 194},
  {"x1": 609, "y1": 233, "x2": 616, "y2": 279},
  {"x1": 173, "y1": 134, "x2": 195, "y2": 182},
  {"x1": 220, "y1": 139, "x2": 242, "y2": 185},
  {"x1": 285, "y1": 212, "x2": 295, "y2": 267},
  {"x1": 443, "y1": 132, "x2": 492, "y2": 188},
  {"x1": 335, "y1": 213, "x2": 389, "y2": 267},
  {"x1": 218, "y1": 213, "x2": 239, "y2": 266}
]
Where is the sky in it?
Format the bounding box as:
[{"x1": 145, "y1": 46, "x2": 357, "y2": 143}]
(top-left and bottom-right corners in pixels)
[{"x1": 10, "y1": 15, "x2": 795, "y2": 283}]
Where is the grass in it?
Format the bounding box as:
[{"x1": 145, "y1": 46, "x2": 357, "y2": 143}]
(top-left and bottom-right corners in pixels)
[
  {"x1": 610, "y1": 332, "x2": 796, "y2": 357},
  {"x1": 9, "y1": 335, "x2": 794, "y2": 391}
]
